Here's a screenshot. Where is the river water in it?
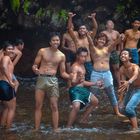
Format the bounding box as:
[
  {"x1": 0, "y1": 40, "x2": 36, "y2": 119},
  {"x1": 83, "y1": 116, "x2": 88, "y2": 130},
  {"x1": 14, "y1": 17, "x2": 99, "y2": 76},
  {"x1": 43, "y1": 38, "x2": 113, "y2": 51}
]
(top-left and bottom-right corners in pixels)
[{"x1": 0, "y1": 85, "x2": 140, "y2": 140}]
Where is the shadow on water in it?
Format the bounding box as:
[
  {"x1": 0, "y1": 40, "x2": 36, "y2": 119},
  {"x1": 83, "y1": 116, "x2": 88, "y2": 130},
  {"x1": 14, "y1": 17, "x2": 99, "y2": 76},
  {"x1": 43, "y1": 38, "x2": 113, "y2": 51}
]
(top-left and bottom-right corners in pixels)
[{"x1": 0, "y1": 86, "x2": 140, "y2": 140}]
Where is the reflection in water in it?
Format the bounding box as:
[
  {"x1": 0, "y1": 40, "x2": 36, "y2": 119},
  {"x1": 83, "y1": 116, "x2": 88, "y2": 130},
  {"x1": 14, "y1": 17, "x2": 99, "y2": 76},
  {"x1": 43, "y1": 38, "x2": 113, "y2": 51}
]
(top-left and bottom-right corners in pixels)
[{"x1": 0, "y1": 86, "x2": 140, "y2": 140}]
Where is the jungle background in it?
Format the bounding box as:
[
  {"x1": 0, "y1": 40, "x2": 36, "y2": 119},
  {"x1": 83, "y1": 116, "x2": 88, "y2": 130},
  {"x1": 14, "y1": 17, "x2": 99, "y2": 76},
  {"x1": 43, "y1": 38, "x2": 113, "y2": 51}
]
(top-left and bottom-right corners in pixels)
[{"x1": 0, "y1": 0, "x2": 140, "y2": 77}]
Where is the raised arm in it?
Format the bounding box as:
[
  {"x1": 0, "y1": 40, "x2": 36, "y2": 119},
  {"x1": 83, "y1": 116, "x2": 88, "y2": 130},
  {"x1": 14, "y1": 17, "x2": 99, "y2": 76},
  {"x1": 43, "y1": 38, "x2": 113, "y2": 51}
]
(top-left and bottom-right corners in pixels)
[
  {"x1": 61, "y1": 34, "x2": 68, "y2": 51},
  {"x1": 68, "y1": 12, "x2": 78, "y2": 46},
  {"x1": 86, "y1": 33, "x2": 95, "y2": 61},
  {"x1": 32, "y1": 49, "x2": 42, "y2": 75},
  {"x1": 88, "y1": 13, "x2": 98, "y2": 39}
]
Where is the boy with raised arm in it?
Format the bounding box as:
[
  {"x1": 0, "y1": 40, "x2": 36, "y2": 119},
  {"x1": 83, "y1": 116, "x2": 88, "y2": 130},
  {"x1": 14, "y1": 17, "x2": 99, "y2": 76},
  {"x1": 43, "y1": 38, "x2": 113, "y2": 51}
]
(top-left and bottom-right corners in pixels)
[
  {"x1": 87, "y1": 32, "x2": 124, "y2": 117},
  {"x1": 102, "y1": 20, "x2": 122, "y2": 87},
  {"x1": 68, "y1": 12, "x2": 98, "y2": 81}
]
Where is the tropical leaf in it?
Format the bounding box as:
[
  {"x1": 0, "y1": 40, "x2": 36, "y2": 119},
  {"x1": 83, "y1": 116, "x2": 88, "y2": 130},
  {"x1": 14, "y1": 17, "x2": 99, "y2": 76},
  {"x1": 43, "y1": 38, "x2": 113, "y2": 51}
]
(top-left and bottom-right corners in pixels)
[{"x1": 10, "y1": 0, "x2": 20, "y2": 13}]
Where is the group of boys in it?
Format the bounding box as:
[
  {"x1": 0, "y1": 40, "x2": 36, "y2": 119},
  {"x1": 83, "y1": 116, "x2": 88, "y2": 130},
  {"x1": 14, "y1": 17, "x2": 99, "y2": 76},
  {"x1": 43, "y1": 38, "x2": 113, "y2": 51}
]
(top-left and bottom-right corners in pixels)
[{"x1": 0, "y1": 12, "x2": 140, "y2": 133}]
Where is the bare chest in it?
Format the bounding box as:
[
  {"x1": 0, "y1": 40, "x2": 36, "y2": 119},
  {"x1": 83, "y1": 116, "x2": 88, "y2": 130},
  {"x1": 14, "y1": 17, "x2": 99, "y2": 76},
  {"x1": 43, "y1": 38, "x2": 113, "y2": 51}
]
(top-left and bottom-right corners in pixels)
[
  {"x1": 128, "y1": 32, "x2": 140, "y2": 40},
  {"x1": 107, "y1": 33, "x2": 118, "y2": 42},
  {"x1": 77, "y1": 38, "x2": 89, "y2": 48},
  {"x1": 124, "y1": 68, "x2": 134, "y2": 78},
  {"x1": 42, "y1": 52, "x2": 62, "y2": 65},
  {"x1": 94, "y1": 48, "x2": 109, "y2": 58}
]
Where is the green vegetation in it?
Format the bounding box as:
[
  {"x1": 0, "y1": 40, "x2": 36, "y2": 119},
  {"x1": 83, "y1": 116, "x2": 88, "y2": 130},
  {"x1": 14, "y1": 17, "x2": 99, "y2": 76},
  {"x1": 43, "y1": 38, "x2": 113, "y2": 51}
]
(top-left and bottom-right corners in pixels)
[{"x1": 0, "y1": 0, "x2": 139, "y2": 29}]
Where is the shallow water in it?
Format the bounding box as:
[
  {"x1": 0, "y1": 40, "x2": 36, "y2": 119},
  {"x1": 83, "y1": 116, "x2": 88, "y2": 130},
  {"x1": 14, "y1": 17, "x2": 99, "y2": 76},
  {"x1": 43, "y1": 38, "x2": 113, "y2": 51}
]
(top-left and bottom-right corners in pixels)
[{"x1": 0, "y1": 86, "x2": 140, "y2": 140}]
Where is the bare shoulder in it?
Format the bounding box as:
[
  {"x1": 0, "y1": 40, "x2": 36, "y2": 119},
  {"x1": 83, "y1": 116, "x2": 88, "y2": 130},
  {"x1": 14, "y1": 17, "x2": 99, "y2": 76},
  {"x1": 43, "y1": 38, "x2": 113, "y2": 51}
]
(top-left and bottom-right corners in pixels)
[
  {"x1": 71, "y1": 63, "x2": 79, "y2": 71},
  {"x1": 38, "y1": 47, "x2": 49, "y2": 54},
  {"x1": 57, "y1": 50, "x2": 65, "y2": 59},
  {"x1": 113, "y1": 30, "x2": 120, "y2": 35},
  {"x1": 2, "y1": 55, "x2": 10, "y2": 61},
  {"x1": 132, "y1": 63, "x2": 139, "y2": 69},
  {"x1": 58, "y1": 49, "x2": 65, "y2": 55},
  {"x1": 101, "y1": 30, "x2": 107, "y2": 34},
  {"x1": 125, "y1": 29, "x2": 131, "y2": 34}
]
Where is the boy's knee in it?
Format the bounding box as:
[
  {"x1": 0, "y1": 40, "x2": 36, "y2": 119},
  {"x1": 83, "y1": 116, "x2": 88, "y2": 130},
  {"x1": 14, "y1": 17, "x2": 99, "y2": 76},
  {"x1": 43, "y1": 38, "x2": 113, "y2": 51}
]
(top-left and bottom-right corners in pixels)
[
  {"x1": 35, "y1": 102, "x2": 43, "y2": 110},
  {"x1": 72, "y1": 104, "x2": 80, "y2": 112},
  {"x1": 50, "y1": 103, "x2": 58, "y2": 112},
  {"x1": 91, "y1": 96, "x2": 98, "y2": 106}
]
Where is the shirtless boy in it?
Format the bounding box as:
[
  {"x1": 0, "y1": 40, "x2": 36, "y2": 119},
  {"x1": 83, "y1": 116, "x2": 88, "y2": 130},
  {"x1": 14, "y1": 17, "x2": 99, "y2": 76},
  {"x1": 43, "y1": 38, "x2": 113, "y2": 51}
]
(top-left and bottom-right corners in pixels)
[
  {"x1": 102, "y1": 20, "x2": 122, "y2": 87},
  {"x1": 87, "y1": 32, "x2": 124, "y2": 117},
  {"x1": 68, "y1": 12, "x2": 98, "y2": 81},
  {"x1": 124, "y1": 20, "x2": 140, "y2": 64},
  {"x1": 0, "y1": 42, "x2": 16, "y2": 128},
  {"x1": 119, "y1": 49, "x2": 140, "y2": 131},
  {"x1": 67, "y1": 47, "x2": 102, "y2": 128},
  {"x1": 61, "y1": 26, "x2": 78, "y2": 88},
  {"x1": 12, "y1": 39, "x2": 24, "y2": 91},
  {"x1": 32, "y1": 33, "x2": 70, "y2": 132}
]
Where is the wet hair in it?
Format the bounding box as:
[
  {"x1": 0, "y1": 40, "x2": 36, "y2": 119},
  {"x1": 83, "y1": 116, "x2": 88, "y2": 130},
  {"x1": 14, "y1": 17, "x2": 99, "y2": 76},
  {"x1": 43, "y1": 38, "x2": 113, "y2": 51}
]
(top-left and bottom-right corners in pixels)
[
  {"x1": 2, "y1": 41, "x2": 14, "y2": 51},
  {"x1": 76, "y1": 47, "x2": 88, "y2": 56},
  {"x1": 14, "y1": 39, "x2": 24, "y2": 46},
  {"x1": 49, "y1": 32, "x2": 60, "y2": 42},
  {"x1": 95, "y1": 33, "x2": 109, "y2": 46}
]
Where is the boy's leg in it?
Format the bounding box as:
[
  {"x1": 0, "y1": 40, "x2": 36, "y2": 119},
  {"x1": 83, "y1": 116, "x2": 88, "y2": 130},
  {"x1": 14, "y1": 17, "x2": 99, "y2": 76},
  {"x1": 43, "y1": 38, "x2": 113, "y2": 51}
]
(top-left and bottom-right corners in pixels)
[
  {"x1": 5, "y1": 98, "x2": 16, "y2": 128},
  {"x1": 67, "y1": 102, "x2": 80, "y2": 128},
  {"x1": 80, "y1": 95, "x2": 98, "y2": 123},
  {"x1": 34, "y1": 89, "x2": 45, "y2": 130},
  {"x1": 125, "y1": 89, "x2": 140, "y2": 129},
  {"x1": 50, "y1": 96, "x2": 59, "y2": 132},
  {"x1": 105, "y1": 85, "x2": 124, "y2": 117}
]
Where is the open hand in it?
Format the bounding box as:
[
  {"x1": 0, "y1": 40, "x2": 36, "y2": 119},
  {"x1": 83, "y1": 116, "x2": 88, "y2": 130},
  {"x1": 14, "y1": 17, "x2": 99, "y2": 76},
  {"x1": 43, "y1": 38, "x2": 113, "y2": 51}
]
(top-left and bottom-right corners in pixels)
[
  {"x1": 68, "y1": 12, "x2": 76, "y2": 18},
  {"x1": 96, "y1": 80, "x2": 104, "y2": 89},
  {"x1": 88, "y1": 13, "x2": 96, "y2": 19},
  {"x1": 118, "y1": 80, "x2": 129, "y2": 94}
]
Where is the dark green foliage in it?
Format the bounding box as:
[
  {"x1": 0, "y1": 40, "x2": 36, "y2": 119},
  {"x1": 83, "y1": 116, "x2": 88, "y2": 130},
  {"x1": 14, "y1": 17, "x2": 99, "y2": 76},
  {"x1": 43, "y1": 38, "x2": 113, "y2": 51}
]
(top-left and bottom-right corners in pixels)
[{"x1": 0, "y1": 0, "x2": 139, "y2": 30}]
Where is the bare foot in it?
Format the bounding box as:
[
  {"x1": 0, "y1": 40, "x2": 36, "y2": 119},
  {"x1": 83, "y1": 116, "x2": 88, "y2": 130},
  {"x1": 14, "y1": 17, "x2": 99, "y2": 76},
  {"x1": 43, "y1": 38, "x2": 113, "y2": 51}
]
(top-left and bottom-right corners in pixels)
[
  {"x1": 53, "y1": 128, "x2": 61, "y2": 133},
  {"x1": 122, "y1": 119, "x2": 130, "y2": 123},
  {"x1": 31, "y1": 128, "x2": 39, "y2": 132},
  {"x1": 116, "y1": 113, "x2": 125, "y2": 117},
  {"x1": 127, "y1": 128, "x2": 140, "y2": 134}
]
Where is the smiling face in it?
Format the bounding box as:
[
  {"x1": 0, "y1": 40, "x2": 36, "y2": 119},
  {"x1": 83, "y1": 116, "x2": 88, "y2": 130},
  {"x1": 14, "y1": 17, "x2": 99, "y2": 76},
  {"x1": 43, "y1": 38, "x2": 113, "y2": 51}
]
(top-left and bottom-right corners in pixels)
[
  {"x1": 4, "y1": 45, "x2": 15, "y2": 59},
  {"x1": 78, "y1": 25, "x2": 87, "y2": 36},
  {"x1": 49, "y1": 35, "x2": 60, "y2": 49},
  {"x1": 120, "y1": 50, "x2": 131, "y2": 62},
  {"x1": 97, "y1": 36, "x2": 107, "y2": 47}
]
